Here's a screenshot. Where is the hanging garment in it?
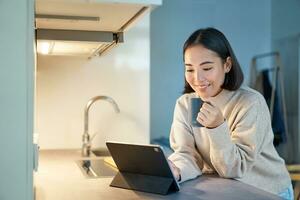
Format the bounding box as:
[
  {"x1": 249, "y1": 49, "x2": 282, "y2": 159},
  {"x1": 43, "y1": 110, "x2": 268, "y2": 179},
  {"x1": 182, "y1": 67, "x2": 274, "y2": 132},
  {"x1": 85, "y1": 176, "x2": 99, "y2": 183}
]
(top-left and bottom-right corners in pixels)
[{"x1": 261, "y1": 70, "x2": 286, "y2": 146}]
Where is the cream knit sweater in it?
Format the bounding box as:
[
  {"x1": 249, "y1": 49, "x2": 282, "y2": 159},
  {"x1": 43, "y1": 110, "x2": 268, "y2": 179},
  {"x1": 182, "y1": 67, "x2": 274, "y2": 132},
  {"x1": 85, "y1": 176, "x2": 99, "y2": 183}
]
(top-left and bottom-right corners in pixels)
[{"x1": 168, "y1": 86, "x2": 291, "y2": 194}]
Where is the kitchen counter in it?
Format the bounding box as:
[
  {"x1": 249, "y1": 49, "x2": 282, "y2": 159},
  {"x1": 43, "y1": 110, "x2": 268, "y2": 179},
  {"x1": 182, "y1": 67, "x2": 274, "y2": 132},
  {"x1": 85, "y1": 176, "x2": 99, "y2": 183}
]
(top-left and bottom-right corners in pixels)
[{"x1": 35, "y1": 150, "x2": 281, "y2": 200}]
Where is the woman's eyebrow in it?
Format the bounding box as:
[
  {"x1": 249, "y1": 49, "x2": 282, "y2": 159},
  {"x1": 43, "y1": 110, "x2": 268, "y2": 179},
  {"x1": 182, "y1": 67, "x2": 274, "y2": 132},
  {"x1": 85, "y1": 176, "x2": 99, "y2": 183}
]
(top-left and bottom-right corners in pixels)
[
  {"x1": 199, "y1": 61, "x2": 214, "y2": 66},
  {"x1": 185, "y1": 61, "x2": 214, "y2": 66}
]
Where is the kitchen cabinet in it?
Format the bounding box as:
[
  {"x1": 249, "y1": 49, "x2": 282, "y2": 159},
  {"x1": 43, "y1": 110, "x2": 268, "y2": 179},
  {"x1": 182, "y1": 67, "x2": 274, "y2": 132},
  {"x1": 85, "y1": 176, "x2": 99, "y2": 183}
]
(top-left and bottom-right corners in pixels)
[
  {"x1": 35, "y1": 0, "x2": 162, "y2": 56},
  {"x1": 0, "y1": 0, "x2": 35, "y2": 200}
]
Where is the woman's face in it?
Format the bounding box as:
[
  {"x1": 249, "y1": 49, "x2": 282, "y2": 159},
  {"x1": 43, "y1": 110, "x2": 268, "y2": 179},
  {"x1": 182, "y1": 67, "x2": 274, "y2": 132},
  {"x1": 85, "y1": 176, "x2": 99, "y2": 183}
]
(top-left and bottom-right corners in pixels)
[{"x1": 184, "y1": 45, "x2": 231, "y2": 99}]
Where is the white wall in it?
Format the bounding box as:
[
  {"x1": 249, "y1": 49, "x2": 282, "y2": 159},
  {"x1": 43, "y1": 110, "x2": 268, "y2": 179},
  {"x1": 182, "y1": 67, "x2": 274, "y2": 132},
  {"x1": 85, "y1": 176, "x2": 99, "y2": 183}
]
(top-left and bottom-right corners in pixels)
[
  {"x1": 214, "y1": 0, "x2": 271, "y2": 80},
  {"x1": 36, "y1": 14, "x2": 150, "y2": 149}
]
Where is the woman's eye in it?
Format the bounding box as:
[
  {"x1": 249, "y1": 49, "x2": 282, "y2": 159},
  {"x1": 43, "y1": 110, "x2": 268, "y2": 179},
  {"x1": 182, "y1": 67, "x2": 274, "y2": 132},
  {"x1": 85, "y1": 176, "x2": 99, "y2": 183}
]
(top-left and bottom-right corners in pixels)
[
  {"x1": 186, "y1": 69, "x2": 194, "y2": 72},
  {"x1": 203, "y1": 68, "x2": 212, "y2": 71}
]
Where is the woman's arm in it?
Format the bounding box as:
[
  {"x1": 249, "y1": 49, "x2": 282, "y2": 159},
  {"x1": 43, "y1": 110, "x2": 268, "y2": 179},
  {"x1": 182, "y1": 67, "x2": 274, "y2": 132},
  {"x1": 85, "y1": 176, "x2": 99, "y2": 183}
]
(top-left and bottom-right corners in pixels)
[
  {"x1": 203, "y1": 98, "x2": 269, "y2": 178},
  {"x1": 168, "y1": 98, "x2": 202, "y2": 182}
]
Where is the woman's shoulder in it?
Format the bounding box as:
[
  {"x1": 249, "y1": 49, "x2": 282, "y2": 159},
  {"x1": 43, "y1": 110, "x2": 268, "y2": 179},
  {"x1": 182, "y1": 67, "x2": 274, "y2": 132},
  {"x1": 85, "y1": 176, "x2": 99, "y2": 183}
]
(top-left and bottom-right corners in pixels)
[{"x1": 235, "y1": 85, "x2": 266, "y2": 106}]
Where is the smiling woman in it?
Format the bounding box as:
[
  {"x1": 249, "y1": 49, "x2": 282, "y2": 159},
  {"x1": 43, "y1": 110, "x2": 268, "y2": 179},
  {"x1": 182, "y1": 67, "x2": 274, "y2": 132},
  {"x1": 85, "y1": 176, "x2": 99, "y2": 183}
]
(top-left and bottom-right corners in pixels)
[
  {"x1": 182, "y1": 28, "x2": 244, "y2": 96},
  {"x1": 184, "y1": 45, "x2": 231, "y2": 99},
  {"x1": 167, "y1": 27, "x2": 293, "y2": 199}
]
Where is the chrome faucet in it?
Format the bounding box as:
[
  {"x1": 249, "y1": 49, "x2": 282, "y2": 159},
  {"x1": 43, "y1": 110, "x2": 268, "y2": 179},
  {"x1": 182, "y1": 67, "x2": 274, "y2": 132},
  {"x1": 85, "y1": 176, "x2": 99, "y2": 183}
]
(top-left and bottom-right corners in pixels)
[{"x1": 82, "y1": 96, "x2": 120, "y2": 157}]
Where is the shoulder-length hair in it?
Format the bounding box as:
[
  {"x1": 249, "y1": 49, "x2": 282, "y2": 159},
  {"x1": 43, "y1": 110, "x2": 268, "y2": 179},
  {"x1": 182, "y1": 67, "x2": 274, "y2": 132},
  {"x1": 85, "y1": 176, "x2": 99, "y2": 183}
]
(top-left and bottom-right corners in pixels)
[{"x1": 183, "y1": 27, "x2": 244, "y2": 94}]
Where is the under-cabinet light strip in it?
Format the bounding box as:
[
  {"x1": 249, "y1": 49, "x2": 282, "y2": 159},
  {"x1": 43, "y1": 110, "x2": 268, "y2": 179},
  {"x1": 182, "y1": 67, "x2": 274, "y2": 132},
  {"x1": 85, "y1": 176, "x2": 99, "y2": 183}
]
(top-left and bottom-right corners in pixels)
[{"x1": 35, "y1": 14, "x2": 100, "y2": 22}]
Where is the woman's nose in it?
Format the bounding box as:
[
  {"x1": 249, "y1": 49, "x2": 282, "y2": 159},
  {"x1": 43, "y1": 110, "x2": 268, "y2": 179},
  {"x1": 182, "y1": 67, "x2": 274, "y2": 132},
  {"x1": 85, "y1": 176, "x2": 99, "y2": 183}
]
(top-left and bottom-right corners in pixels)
[{"x1": 194, "y1": 71, "x2": 205, "y2": 81}]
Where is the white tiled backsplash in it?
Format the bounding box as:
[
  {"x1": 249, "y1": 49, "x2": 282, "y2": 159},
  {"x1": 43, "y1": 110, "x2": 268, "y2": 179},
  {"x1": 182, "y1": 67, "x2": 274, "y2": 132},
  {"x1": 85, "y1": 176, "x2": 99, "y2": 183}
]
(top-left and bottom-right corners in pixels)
[{"x1": 36, "y1": 14, "x2": 150, "y2": 149}]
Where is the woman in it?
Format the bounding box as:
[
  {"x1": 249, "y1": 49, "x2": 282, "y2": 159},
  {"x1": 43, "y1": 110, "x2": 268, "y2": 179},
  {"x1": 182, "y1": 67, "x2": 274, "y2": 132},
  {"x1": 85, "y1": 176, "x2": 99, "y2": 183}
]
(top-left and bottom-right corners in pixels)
[{"x1": 168, "y1": 27, "x2": 293, "y2": 199}]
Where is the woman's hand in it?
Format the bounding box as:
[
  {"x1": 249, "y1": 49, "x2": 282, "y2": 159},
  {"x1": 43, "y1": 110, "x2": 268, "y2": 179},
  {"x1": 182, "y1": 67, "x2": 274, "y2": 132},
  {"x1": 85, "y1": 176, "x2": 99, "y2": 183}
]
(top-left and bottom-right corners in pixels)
[
  {"x1": 168, "y1": 159, "x2": 181, "y2": 181},
  {"x1": 197, "y1": 102, "x2": 224, "y2": 129}
]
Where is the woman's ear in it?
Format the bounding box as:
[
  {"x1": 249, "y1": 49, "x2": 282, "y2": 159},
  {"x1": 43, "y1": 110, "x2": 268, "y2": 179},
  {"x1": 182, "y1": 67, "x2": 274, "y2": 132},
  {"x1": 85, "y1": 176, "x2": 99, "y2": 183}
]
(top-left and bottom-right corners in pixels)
[{"x1": 224, "y1": 57, "x2": 232, "y2": 73}]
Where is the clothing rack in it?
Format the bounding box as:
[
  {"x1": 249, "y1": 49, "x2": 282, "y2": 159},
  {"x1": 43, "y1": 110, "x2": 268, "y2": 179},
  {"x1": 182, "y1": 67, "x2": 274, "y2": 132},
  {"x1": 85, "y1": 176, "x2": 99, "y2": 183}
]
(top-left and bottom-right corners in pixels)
[{"x1": 250, "y1": 52, "x2": 289, "y2": 144}]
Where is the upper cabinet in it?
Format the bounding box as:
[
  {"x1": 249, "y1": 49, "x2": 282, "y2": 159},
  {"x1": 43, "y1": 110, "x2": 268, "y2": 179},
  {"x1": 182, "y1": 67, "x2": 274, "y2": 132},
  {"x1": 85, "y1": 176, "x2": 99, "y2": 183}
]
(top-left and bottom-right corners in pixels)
[{"x1": 35, "y1": 0, "x2": 162, "y2": 57}]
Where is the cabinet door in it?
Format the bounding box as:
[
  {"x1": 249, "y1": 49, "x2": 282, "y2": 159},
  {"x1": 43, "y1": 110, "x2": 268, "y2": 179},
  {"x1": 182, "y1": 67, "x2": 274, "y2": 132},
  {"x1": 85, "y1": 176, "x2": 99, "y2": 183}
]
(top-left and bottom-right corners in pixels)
[
  {"x1": 0, "y1": 0, "x2": 34, "y2": 200},
  {"x1": 298, "y1": 38, "x2": 300, "y2": 162}
]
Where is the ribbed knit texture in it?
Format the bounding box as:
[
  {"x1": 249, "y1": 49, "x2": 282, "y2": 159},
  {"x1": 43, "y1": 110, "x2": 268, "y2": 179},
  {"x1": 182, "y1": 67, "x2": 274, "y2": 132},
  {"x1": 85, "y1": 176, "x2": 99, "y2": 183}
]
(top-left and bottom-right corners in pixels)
[{"x1": 168, "y1": 86, "x2": 291, "y2": 195}]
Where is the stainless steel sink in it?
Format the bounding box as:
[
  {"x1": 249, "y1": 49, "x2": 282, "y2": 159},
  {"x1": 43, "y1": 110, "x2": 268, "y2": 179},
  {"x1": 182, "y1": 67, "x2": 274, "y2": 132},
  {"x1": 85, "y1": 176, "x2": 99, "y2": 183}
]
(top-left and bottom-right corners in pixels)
[
  {"x1": 91, "y1": 148, "x2": 110, "y2": 157},
  {"x1": 76, "y1": 148, "x2": 116, "y2": 178},
  {"x1": 76, "y1": 159, "x2": 117, "y2": 178}
]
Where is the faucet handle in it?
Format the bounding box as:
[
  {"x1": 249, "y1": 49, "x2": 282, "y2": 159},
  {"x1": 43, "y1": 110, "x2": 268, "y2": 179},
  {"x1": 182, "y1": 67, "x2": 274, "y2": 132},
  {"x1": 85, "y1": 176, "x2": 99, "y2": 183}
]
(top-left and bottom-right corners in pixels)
[
  {"x1": 82, "y1": 142, "x2": 91, "y2": 157},
  {"x1": 90, "y1": 131, "x2": 100, "y2": 142}
]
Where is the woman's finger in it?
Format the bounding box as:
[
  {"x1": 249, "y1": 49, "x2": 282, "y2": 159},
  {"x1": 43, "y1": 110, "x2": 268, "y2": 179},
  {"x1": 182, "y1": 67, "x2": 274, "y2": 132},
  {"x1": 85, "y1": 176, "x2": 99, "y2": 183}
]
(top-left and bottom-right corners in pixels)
[
  {"x1": 200, "y1": 106, "x2": 210, "y2": 116},
  {"x1": 197, "y1": 111, "x2": 207, "y2": 121},
  {"x1": 202, "y1": 102, "x2": 215, "y2": 113},
  {"x1": 197, "y1": 112, "x2": 208, "y2": 127}
]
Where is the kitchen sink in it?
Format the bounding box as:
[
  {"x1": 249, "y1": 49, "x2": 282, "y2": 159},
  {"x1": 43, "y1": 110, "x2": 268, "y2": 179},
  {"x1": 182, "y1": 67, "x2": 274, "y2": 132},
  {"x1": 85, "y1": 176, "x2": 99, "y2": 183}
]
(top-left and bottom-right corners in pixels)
[
  {"x1": 76, "y1": 158, "x2": 117, "y2": 178},
  {"x1": 76, "y1": 148, "x2": 117, "y2": 178},
  {"x1": 91, "y1": 148, "x2": 111, "y2": 157}
]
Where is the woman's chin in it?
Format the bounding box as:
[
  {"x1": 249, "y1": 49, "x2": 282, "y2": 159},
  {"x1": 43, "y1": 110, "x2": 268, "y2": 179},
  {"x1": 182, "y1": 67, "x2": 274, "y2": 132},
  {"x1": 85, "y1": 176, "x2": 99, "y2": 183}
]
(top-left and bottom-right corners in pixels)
[{"x1": 196, "y1": 91, "x2": 211, "y2": 99}]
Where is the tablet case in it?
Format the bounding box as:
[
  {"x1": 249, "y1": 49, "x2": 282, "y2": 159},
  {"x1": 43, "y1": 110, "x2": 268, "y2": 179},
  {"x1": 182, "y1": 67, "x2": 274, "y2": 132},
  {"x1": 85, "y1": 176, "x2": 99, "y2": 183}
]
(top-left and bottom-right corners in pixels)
[{"x1": 106, "y1": 142, "x2": 179, "y2": 195}]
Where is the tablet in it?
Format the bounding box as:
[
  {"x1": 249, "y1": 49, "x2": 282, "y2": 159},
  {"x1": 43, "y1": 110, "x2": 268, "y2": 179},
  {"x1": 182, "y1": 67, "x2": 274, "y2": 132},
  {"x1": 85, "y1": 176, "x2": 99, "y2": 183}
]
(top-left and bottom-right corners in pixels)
[{"x1": 106, "y1": 141, "x2": 180, "y2": 195}]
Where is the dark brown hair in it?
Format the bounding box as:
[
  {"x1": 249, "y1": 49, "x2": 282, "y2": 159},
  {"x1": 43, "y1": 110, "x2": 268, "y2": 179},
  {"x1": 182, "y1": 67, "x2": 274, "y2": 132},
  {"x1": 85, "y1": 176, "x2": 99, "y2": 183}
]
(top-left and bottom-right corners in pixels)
[{"x1": 183, "y1": 27, "x2": 244, "y2": 94}]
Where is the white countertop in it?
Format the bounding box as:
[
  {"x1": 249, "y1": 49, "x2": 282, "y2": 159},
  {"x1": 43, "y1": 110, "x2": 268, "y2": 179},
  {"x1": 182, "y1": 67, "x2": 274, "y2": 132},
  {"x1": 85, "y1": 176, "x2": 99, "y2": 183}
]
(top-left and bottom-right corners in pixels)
[
  {"x1": 35, "y1": 149, "x2": 144, "y2": 200},
  {"x1": 35, "y1": 149, "x2": 281, "y2": 200}
]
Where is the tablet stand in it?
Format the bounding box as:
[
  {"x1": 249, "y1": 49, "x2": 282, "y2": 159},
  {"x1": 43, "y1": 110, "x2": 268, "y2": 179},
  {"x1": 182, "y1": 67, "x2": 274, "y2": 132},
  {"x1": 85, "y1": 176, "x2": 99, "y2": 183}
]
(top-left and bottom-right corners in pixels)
[{"x1": 110, "y1": 171, "x2": 178, "y2": 195}]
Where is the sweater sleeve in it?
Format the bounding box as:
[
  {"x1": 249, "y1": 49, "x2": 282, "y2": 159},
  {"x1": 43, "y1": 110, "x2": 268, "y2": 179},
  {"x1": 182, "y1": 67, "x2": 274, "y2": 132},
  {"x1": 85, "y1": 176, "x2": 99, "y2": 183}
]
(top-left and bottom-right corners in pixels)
[
  {"x1": 168, "y1": 98, "x2": 202, "y2": 183},
  {"x1": 203, "y1": 98, "x2": 268, "y2": 178}
]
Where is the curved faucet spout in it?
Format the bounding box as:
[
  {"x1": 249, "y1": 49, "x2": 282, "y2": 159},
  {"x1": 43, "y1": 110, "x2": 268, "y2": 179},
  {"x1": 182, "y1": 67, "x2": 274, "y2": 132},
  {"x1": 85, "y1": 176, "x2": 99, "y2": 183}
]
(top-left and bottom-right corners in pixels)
[{"x1": 82, "y1": 95, "x2": 120, "y2": 157}]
